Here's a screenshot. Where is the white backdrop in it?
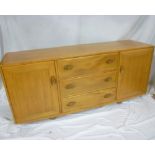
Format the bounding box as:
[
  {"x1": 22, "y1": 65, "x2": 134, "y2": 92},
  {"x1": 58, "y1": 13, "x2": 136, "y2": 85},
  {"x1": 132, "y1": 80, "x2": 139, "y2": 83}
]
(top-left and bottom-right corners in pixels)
[{"x1": 0, "y1": 15, "x2": 155, "y2": 87}]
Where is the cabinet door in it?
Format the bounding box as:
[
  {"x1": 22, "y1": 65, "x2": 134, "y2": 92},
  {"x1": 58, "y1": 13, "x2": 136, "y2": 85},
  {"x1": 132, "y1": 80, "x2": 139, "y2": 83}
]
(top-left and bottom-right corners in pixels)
[
  {"x1": 117, "y1": 48, "x2": 153, "y2": 100},
  {"x1": 2, "y1": 61, "x2": 59, "y2": 123}
]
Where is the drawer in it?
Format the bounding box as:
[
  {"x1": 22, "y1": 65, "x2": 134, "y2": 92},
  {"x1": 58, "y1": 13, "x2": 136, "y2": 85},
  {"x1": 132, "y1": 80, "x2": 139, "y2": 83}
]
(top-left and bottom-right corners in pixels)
[
  {"x1": 62, "y1": 88, "x2": 116, "y2": 112},
  {"x1": 57, "y1": 53, "x2": 119, "y2": 79},
  {"x1": 60, "y1": 71, "x2": 117, "y2": 97}
]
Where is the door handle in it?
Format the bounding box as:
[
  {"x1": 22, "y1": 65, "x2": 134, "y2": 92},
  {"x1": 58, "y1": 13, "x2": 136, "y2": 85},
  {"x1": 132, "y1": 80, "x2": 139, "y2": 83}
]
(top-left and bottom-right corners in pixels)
[
  {"x1": 50, "y1": 76, "x2": 57, "y2": 85},
  {"x1": 120, "y1": 65, "x2": 124, "y2": 73}
]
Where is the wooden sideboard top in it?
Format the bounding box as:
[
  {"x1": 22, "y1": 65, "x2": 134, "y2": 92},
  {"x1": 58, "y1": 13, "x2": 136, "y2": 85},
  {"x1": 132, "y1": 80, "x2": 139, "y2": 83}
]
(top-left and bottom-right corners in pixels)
[{"x1": 1, "y1": 40, "x2": 154, "y2": 66}]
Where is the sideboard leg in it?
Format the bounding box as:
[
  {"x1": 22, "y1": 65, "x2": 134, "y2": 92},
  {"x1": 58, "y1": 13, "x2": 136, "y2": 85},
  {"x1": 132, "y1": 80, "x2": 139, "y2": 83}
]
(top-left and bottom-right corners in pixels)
[
  {"x1": 152, "y1": 94, "x2": 155, "y2": 100},
  {"x1": 49, "y1": 117, "x2": 57, "y2": 120},
  {"x1": 117, "y1": 102, "x2": 122, "y2": 104}
]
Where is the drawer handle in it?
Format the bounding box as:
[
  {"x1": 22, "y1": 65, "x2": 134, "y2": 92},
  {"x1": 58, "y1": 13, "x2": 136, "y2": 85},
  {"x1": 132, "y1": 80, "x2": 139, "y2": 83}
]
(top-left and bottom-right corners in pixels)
[
  {"x1": 64, "y1": 64, "x2": 73, "y2": 70},
  {"x1": 65, "y1": 83, "x2": 75, "y2": 89},
  {"x1": 104, "y1": 93, "x2": 112, "y2": 98},
  {"x1": 104, "y1": 77, "x2": 112, "y2": 82},
  {"x1": 67, "y1": 101, "x2": 76, "y2": 107},
  {"x1": 106, "y1": 59, "x2": 114, "y2": 64}
]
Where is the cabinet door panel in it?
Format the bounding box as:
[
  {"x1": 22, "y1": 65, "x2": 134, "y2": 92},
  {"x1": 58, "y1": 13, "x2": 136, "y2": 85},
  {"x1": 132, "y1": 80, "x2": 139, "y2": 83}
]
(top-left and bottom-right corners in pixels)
[
  {"x1": 117, "y1": 48, "x2": 153, "y2": 99},
  {"x1": 2, "y1": 61, "x2": 59, "y2": 123}
]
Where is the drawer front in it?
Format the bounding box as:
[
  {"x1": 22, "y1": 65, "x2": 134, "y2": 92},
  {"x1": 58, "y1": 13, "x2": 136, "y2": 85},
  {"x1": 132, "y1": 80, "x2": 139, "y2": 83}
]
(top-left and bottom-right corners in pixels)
[
  {"x1": 62, "y1": 88, "x2": 116, "y2": 112},
  {"x1": 60, "y1": 71, "x2": 117, "y2": 97},
  {"x1": 57, "y1": 53, "x2": 119, "y2": 79}
]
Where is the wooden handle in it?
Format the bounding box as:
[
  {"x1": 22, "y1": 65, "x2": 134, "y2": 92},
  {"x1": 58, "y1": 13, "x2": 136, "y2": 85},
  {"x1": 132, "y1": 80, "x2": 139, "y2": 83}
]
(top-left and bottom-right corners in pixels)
[
  {"x1": 50, "y1": 76, "x2": 57, "y2": 85},
  {"x1": 104, "y1": 77, "x2": 112, "y2": 82},
  {"x1": 106, "y1": 59, "x2": 114, "y2": 64},
  {"x1": 120, "y1": 65, "x2": 124, "y2": 73},
  {"x1": 65, "y1": 83, "x2": 75, "y2": 89},
  {"x1": 67, "y1": 101, "x2": 76, "y2": 107},
  {"x1": 64, "y1": 64, "x2": 73, "y2": 70},
  {"x1": 104, "y1": 93, "x2": 112, "y2": 98}
]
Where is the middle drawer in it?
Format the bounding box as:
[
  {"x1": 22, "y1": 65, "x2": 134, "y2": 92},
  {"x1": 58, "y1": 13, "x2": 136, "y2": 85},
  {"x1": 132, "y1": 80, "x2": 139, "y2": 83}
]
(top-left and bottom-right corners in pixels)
[{"x1": 59, "y1": 71, "x2": 117, "y2": 98}]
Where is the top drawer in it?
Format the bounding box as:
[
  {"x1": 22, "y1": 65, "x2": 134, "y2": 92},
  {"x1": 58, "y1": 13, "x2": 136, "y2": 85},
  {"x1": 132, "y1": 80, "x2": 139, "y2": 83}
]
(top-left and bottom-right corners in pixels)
[{"x1": 57, "y1": 53, "x2": 119, "y2": 79}]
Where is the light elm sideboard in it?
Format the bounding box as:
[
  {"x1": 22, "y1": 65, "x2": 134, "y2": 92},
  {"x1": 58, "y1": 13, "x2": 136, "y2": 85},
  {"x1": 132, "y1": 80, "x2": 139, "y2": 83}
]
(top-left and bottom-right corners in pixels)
[{"x1": 0, "y1": 40, "x2": 154, "y2": 123}]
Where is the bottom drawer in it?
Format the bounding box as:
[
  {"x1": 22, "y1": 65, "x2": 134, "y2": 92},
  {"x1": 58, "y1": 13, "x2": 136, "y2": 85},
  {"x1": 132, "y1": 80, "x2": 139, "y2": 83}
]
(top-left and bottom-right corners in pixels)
[{"x1": 62, "y1": 88, "x2": 116, "y2": 112}]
